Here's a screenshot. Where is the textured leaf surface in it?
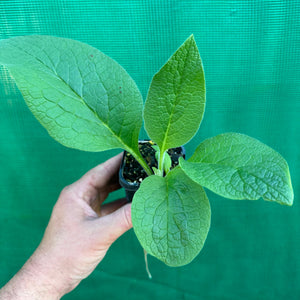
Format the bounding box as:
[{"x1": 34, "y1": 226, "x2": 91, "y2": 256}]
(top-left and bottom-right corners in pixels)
[
  {"x1": 132, "y1": 168, "x2": 211, "y2": 266},
  {"x1": 180, "y1": 133, "x2": 294, "y2": 205},
  {"x1": 144, "y1": 35, "x2": 205, "y2": 152},
  {"x1": 0, "y1": 35, "x2": 142, "y2": 153}
]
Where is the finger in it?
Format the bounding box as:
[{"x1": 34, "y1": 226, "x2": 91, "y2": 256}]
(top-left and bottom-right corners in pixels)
[
  {"x1": 80, "y1": 153, "x2": 123, "y2": 190},
  {"x1": 95, "y1": 203, "x2": 132, "y2": 246},
  {"x1": 71, "y1": 153, "x2": 123, "y2": 204},
  {"x1": 99, "y1": 198, "x2": 128, "y2": 217}
]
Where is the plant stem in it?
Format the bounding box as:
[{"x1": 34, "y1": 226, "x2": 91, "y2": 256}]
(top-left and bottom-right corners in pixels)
[
  {"x1": 131, "y1": 150, "x2": 153, "y2": 176},
  {"x1": 158, "y1": 150, "x2": 165, "y2": 175}
]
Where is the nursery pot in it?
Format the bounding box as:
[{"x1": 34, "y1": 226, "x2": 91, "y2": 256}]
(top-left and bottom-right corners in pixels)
[{"x1": 119, "y1": 140, "x2": 185, "y2": 202}]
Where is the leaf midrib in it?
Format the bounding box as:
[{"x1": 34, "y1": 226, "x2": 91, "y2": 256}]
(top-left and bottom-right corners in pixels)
[{"x1": 160, "y1": 45, "x2": 190, "y2": 152}]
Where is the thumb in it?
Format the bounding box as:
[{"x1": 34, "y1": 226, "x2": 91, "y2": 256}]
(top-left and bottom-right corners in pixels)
[{"x1": 96, "y1": 203, "x2": 133, "y2": 246}]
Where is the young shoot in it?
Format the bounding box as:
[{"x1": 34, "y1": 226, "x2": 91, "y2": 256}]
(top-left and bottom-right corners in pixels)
[{"x1": 151, "y1": 145, "x2": 172, "y2": 176}]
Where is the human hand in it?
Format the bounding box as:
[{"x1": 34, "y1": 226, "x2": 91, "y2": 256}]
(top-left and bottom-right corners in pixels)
[{"x1": 0, "y1": 154, "x2": 132, "y2": 299}]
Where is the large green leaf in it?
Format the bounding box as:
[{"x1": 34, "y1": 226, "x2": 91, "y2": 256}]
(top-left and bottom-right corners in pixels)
[
  {"x1": 0, "y1": 35, "x2": 142, "y2": 154},
  {"x1": 180, "y1": 133, "x2": 294, "y2": 206},
  {"x1": 132, "y1": 168, "x2": 211, "y2": 267},
  {"x1": 144, "y1": 35, "x2": 205, "y2": 153}
]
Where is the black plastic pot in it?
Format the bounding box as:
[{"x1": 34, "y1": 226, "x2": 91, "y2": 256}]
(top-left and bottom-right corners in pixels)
[{"x1": 119, "y1": 141, "x2": 185, "y2": 202}]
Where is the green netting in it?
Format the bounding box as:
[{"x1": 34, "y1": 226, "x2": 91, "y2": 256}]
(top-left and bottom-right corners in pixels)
[{"x1": 0, "y1": 1, "x2": 299, "y2": 299}]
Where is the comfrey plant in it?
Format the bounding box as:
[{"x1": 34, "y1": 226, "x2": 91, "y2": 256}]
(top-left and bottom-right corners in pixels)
[{"x1": 0, "y1": 35, "x2": 293, "y2": 269}]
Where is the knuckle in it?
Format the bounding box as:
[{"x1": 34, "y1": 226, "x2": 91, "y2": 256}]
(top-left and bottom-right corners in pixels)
[
  {"x1": 60, "y1": 185, "x2": 72, "y2": 198},
  {"x1": 122, "y1": 205, "x2": 132, "y2": 229}
]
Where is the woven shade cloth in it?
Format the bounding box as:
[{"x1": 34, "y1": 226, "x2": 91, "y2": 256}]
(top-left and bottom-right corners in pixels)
[{"x1": 0, "y1": 1, "x2": 299, "y2": 299}]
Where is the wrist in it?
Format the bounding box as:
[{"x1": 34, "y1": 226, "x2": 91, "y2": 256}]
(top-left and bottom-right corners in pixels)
[
  {"x1": 24, "y1": 246, "x2": 75, "y2": 298},
  {"x1": 0, "y1": 266, "x2": 61, "y2": 300},
  {"x1": 0, "y1": 248, "x2": 72, "y2": 300}
]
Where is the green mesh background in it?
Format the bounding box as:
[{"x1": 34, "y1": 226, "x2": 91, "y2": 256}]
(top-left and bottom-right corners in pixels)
[{"x1": 0, "y1": 1, "x2": 299, "y2": 299}]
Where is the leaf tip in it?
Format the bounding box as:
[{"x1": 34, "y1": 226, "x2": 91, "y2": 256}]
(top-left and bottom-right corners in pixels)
[
  {"x1": 285, "y1": 193, "x2": 294, "y2": 207},
  {"x1": 186, "y1": 33, "x2": 196, "y2": 46}
]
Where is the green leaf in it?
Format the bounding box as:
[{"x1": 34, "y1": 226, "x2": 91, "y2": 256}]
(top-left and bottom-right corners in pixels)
[
  {"x1": 180, "y1": 133, "x2": 294, "y2": 206},
  {"x1": 151, "y1": 144, "x2": 160, "y2": 161},
  {"x1": 163, "y1": 152, "x2": 172, "y2": 174},
  {"x1": 144, "y1": 34, "x2": 205, "y2": 153},
  {"x1": 152, "y1": 167, "x2": 163, "y2": 176},
  {"x1": 0, "y1": 35, "x2": 142, "y2": 154},
  {"x1": 132, "y1": 168, "x2": 211, "y2": 267}
]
